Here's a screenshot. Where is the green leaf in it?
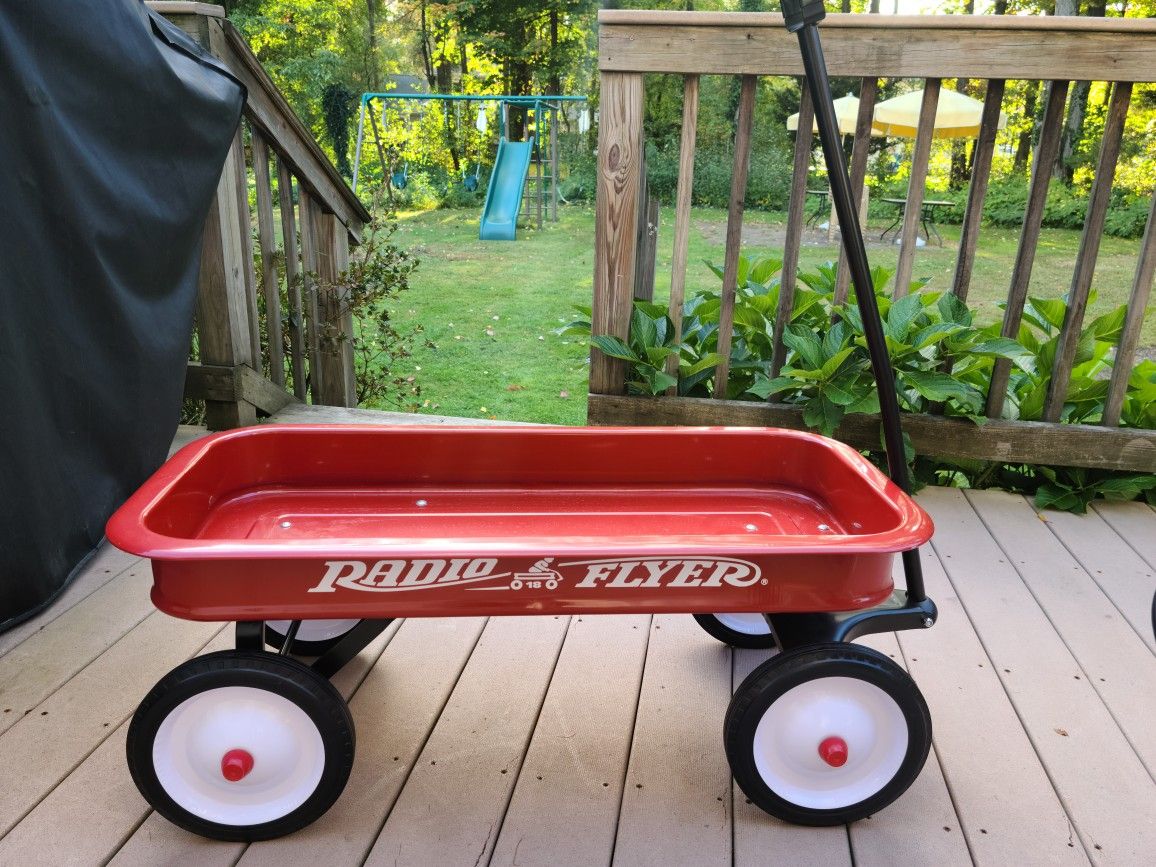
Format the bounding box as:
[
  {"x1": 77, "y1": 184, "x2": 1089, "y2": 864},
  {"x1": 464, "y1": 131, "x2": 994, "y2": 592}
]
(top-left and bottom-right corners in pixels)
[
  {"x1": 823, "y1": 377, "x2": 864, "y2": 406},
  {"x1": 749, "y1": 256, "x2": 783, "y2": 285},
  {"x1": 1086, "y1": 305, "x2": 1127, "y2": 342},
  {"x1": 644, "y1": 346, "x2": 678, "y2": 367},
  {"x1": 748, "y1": 375, "x2": 798, "y2": 399},
  {"x1": 680, "y1": 352, "x2": 723, "y2": 377},
  {"x1": 911, "y1": 322, "x2": 966, "y2": 350},
  {"x1": 783, "y1": 324, "x2": 824, "y2": 370},
  {"x1": 845, "y1": 389, "x2": 881, "y2": 414},
  {"x1": 900, "y1": 369, "x2": 984, "y2": 412},
  {"x1": 554, "y1": 320, "x2": 591, "y2": 337},
  {"x1": 963, "y1": 337, "x2": 1030, "y2": 359},
  {"x1": 822, "y1": 320, "x2": 851, "y2": 358},
  {"x1": 1034, "y1": 484, "x2": 1086, "y2": 514},
  {"x1": 1026, "y1": 297, "x2": 1068, "y2": 330},
  {"x1": 803, "y1": 393, "x2": 844, "y2": 437},
  {"x1": 937, "y1": 293, "x2": 972, "y2": 326},
  {"x1": 887, "y1": 293, "x2": 924, "y2": 341},
  {"x1": 736, "y1": 255, "x2": 750, "y2": 287},
  {"x1": 590, "y1": 335, "x2": 640, "y2": 363},
  {"x1": 649, "y1": 370, "x2": 678, "y2": 394},
  {"x1": 631, "y1": 306, "x2": 659, "y2": 351},
  {"x1": 1092, "y1": 474, "x2": 1156, "y2": 500},
  {"x1": 820, "y1": 346, "x2": 856, "y2": 379},
  {"x1": 704, "y1": 259, "x2": 725, "y2": 281}
]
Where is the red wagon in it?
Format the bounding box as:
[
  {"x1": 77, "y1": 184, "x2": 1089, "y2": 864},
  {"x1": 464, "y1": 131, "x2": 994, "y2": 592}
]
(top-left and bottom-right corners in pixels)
[
  {"x1": 108, "y1": 2, "x2": 941, "y2": 842},
  {"x1": 108, "y1": 424, "x2": 935, "y2": 839}
]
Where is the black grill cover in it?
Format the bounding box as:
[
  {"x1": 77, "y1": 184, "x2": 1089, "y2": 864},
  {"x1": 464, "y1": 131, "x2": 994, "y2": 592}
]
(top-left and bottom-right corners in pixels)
[{"x1": 0, "y1": 1, "x2": 244, "y2": 632}]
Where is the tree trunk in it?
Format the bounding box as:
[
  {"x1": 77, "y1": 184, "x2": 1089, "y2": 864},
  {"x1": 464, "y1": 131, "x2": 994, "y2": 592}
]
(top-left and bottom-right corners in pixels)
[
  {"x1": 364, "y1": 1, "x2": 379, "y2": 91},
  {"x1": 548, "y1": 8, "x2": 561, "y2": 96},
  {"x1": 1014, "y1": 79, "x2": 1039, "y2": 173},
  {"x1": 949, "y1": 1, "x2": 976, "y2": 188},
  {"x1": 1057, "y1": 0, "x2": 1105, "y2": 182},
  {"x1": 418, "y1": 1, "x2": 435, "y2": 90}
]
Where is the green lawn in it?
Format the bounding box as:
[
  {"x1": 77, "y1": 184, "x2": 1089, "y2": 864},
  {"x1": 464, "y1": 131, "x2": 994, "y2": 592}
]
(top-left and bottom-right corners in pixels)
[{"x1": 382, "y1": 205, "x2": 1151, "y2": 425}]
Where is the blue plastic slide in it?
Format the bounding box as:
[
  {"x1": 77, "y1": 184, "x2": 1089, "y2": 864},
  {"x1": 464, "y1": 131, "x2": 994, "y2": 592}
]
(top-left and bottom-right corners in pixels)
[{"x1": 479, "y1": 136, "x2": 534, "y2": 241}]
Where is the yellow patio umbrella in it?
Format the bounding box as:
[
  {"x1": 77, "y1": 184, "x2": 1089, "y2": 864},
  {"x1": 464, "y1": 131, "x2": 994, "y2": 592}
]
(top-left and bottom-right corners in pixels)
[
  {"x1": 787, "y1": 94, "x2": 884, "y2": 136},
  {"x1": 872, "y1": 88, "x2": 1008, "y2": 139}
]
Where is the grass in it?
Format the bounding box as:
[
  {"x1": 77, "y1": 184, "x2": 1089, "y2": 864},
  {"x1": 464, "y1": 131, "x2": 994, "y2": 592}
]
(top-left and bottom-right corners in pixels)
[{"x1": 381, "y1": 205, "x2": 1152, "y2": 425}]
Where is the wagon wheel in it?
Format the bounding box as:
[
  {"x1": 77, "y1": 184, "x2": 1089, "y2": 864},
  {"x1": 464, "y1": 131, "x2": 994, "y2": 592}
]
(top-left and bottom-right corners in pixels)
[
  {"x1": 725, "y1": 643, "x2": 931, "y2": 826},
  {"x1": 693, "y1": 613, "x2": 780, "y2": 650},
  {"x1": 126, "y1": 650, "x2": 355, "y2": 841},
  {"x1": 265, "y1": 619, "x2": 366, "y2": 656}
]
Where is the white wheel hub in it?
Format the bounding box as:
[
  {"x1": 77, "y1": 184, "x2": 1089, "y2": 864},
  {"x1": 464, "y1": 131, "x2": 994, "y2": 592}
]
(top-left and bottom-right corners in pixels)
[
  {"x1": 267, "y1": 619, "x2": 359, "y2": 644},
  {"x1": 752, "y1": 676, "x2": 908, "y2": 810},
  {"x1": 714, "y1": 613, "x2": 773, "y2": 636},
  {"x1": 153, "y1": 686, "x2": 325, "y2": 826}
]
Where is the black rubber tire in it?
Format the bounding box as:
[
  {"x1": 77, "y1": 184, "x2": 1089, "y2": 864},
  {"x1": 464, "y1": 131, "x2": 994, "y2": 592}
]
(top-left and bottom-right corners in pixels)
[
  {"x1": 127, "y1": 650, "x2": 355, "y2": 841},
  {"x1": 693, "y1": 613, "x2": 780, "y2": 650},
  {"x1": 725, "y1": 642, "x2": 931, "y2": 826},
  {"x1": 264, "y1": 620, "x2": 366, "y2": 656}
]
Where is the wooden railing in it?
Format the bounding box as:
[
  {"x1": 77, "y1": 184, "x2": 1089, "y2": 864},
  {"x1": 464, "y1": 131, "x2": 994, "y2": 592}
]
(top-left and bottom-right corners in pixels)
[
  {"x1": 588, "y1": 11, "x2": 1156, "y2": 472},
  {"x1": 152, "y1": 2, "x2": 371, "y2": 429}
]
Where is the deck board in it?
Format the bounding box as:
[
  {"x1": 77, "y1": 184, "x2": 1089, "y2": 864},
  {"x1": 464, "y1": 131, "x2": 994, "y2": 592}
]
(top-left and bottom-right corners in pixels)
[
  {"x1": 852, "y1": 633, "x2": 972, "y2": 867},
  {"x1": 923, "y1": 487, "x2": 1156, "y2": 864},
  {"x1": 611, "y1": 614, "x2": 732, "y2": 867},
  {"x1": 363, "y1": 615, "x2": 570, "y2": 867},
  {"x1": 892, "y1": 545, "x2": 1089, "y2": 866},
  {"x1": 0, "y1": 561, "x2": 154, "y2": 736},
  {"x1": 2, "y1": 419, "x2": 1155, "y2": 867},
  {"x1": 1047, "y1": 501, "x2": 1156, "y2": 654},
  {"x1": 1091, "y1": 500, "x2": 1156, "y2": 571},
  {"x1": 732, "y1": 648, "x2": 853, "y2": 867},
  {"x1": 489, "y1": 614, "x2": 651, "y2": 867},
  {"x1": 109, "y1": 624, "x2": 400, "y2": 867},
  {"x1": 966, "y1": 490, "x2": 1156, "y2": 776},
  {"x1": 235, "y1": 617, "x2": 487, "y2": 867}
]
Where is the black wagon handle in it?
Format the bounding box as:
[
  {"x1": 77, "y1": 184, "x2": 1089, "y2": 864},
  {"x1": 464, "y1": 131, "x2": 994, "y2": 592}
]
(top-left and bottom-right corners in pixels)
[{"x1": 781, "y1": 1, "x2": 927, "y2": 603}]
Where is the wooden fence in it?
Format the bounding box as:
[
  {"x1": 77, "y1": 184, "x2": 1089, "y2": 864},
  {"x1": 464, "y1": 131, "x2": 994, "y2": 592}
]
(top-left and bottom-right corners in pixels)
[
  {"x1": 588, "y1": 11, "x2": 1156, "y2": 472},
  {"x1": 153, "y1": 2, "x2": 370, "y2": 429}
]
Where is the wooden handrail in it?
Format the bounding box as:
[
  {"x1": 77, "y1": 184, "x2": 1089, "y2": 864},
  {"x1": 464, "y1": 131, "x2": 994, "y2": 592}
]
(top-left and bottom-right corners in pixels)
[
  {"x1": 215, "y1": 21, "x2": 371, "y2": 240},
  {"x1": 589, "y1": 12, "x2": 1156, "y2": 472},
  {"x1": 148, "y1": 2, "x2": 368, "y2": 239},
  {"x1": 150, "y1": 1, "x2": 366, "y2": 427},
  {"x1": 600, "y1": 11, "x2": 1156, "y2": 33},
  {"x1": 599, "y1": 11, "x2": 1156, "y2": 81}
]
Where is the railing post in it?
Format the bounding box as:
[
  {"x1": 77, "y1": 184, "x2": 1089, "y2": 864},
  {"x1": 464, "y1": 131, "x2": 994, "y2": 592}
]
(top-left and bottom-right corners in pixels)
[
  {"x1": 157, "y1": 3, "x2": 255, "y2": 429},
  {"x1": 590, "y1": 72, "x2": 645, "y2": 397},
  {"x1": 196, "y1": 131, "x2": 259, "y2": 430},
  {"x1": 315, "y1": 210, "x2": 357, "y2": 407}
]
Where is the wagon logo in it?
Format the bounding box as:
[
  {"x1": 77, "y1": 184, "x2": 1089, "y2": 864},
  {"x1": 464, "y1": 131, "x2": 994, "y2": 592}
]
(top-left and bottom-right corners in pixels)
[
  {"x1": 308, "y1": 558, "x2": 506, "y2": 593},
  {"x1": 562, "y1": 557, "x2": 762, "y2": 589}
]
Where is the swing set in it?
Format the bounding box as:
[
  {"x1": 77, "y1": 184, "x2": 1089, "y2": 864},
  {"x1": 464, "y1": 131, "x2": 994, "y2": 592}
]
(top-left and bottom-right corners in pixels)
[{"x1": 352, "y1": 92, "x2": 588, "y2": 240}]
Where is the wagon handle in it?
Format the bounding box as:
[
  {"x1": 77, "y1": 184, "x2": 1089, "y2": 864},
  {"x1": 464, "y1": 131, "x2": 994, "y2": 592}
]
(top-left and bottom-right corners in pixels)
[{"x1": 781, "y1": 1, "x2": 927, "y2": 603}]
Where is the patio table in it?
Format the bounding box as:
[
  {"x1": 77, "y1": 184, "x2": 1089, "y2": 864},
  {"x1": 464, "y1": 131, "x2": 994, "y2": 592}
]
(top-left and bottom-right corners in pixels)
[{"x1": 880, "y1": 198, "x2": 954, "y2": 246}]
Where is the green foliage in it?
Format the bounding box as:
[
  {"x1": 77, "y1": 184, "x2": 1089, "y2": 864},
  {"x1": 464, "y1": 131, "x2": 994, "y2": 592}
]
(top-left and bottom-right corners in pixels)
[
  {"x1": 998, "y1": 294, "x2": 1129, "y2": 425},
  {"x1": 579, "y1": 251, "x2": 1153, "y2": 512},
  {"x1": 321, "y1": 83, "x2": 357, "y2": 179},
  {"x1": 872, "y1": 175, "x2": 1152, "y2": 240},
  {"x1": 316, "y1": 216, "x2": 427, "y2": 410}
]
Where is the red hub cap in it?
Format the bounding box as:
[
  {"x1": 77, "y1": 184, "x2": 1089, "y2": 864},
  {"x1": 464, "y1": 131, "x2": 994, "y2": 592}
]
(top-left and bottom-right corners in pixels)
[
  {"x1": 818, "y1": 736, "x2": 849, "y2": 768},
  {"x1": 221, "y1": 748, "x2": 255, "y2": 782}
]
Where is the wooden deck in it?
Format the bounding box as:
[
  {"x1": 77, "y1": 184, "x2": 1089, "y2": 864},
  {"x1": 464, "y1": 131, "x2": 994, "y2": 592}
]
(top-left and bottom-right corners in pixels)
[{"x1": 1, "y1": 422, "x2": 1155, "y2": 866}]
